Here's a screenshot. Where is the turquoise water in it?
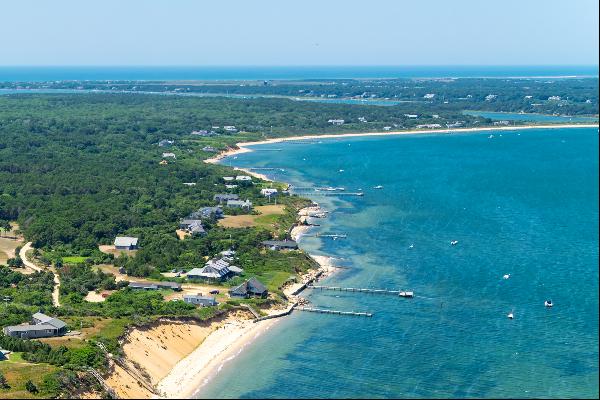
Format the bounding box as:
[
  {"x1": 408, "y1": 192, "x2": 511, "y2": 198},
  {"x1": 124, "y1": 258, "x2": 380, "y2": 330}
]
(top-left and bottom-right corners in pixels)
[
  {"x1": 201, "y1": 127, "x2": 599, "y2": 399},
  {"x1": 0, "y1": 66, "x2": 598, "y2": 82},
  {"x1": 464, "y1": 111, "x2": 599, "y2": 123}
]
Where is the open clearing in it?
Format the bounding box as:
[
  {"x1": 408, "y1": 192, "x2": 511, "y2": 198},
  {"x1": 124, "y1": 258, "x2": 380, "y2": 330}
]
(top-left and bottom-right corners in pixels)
[{"x1": 218, "y1": 205, "x2": 286, "y2": 228}]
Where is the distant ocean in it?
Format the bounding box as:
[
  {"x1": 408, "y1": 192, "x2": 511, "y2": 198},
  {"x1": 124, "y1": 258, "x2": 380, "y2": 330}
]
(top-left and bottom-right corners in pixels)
[
  {"x1": 206, "y1": 127, "x2": 599, "y2": 398},
  {"x1": 0, "y1": 65, "x2": 598, "y2": 82}
]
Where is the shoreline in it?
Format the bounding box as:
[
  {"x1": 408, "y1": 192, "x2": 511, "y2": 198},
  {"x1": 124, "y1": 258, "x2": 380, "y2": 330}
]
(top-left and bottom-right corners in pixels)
[
  {"x1": 155, "y1": 252, "x2": 339, "y2": 399},
  {"x1": 204, "y1": 123, "x2": 599, "y2": 163},
  {"x1": 179, "y1": 123, "x2": 598, "y2": 399}
]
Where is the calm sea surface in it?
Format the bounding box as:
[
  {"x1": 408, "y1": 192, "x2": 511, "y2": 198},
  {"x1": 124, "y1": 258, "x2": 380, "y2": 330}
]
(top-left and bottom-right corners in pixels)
[
  {"x1": 463, "y1": 111, "x2": 599, "y2": 123},
  {"x1": 202, "y1": 127, "x2": 599, "y2": 398},
  {"x1": 0, "y1": 65, "x2": 598, "y2": 82}
]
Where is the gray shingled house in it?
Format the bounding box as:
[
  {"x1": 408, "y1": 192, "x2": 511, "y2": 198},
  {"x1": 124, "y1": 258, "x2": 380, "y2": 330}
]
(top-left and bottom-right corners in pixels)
[
  {"x1": 3, "y1": 312, "x2": 68, "y2": 339},
  {"x1": 229, "y1": 277, "x2": 268, "y2": 298}
]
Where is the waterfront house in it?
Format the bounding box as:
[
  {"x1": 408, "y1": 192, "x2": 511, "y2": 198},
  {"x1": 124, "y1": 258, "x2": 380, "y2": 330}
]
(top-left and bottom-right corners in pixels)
[
  {"x1": 182, "y1": 182, "x2": 197, "y2": 186},
  {"x1": 403, "y1": 114, "x2": 418, "y2": 119},
  {"x1": 327, "y1": 119, "x2": 345, "y2": 125},
  {"x1": 114, "y1": 236, "x2": 138, "y2": 250},
  {"x1": 162, "y1": 152, "x2": 176, "y2": 159},
  {"x1": 223, "y1": 125, "x2": 238, "y2": 132},
  {"x1": 229, "y1": 277, "x2": 268, "y2": 298},
  {"x1": 225, "y1": 184, "x2": 238, "y2": 189},
  {"x1": 260, "y1": 188, "x2": 278, "y2": 197},
  {"x1": 261, "y1": 240, "x2": 298, "y2": 250},
  {"x1": 235, "y1": 175, "x2": 252, "y2": 182},
  {"x1": 227, "y1": 199, "x2": 252, "y2": 210},
  {"x1": 223, "y1": 176, "x2": 235, "y2": 181},
  {"x1": 3, "y1": 312, "x2": 67, "y2": 339},
  {"x1": 214, "y1": 193, "x2": 239, "y2": 204},
  {"x1": 202, "y1": 146, "x2": 218, "y2": 152},
  {"x1": 183, "y1": 294, "x2": 218, "y2": 307}
]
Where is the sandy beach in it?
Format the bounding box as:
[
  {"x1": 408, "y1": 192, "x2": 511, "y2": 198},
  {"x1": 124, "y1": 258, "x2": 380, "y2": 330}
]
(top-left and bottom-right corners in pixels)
[
  {"x1": 156, "y1": 316, "x2": 277, "y2": 399},
  {"x1": 204, "y1": 123, "x2": 598, "y2": 162},
  {"x1": 152, "y1": 251, "x2": 339, "y2": 399}
]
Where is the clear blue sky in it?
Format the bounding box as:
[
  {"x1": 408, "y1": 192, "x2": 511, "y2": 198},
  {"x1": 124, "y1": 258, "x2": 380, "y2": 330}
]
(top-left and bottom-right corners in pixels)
[{"x1": 1, "y1": 0, "x2": 598, "y2": 66}]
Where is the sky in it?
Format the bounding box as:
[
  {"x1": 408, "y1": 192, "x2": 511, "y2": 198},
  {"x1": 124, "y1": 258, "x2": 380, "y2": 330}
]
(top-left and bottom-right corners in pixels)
[{"x1": 0, "y1": 0, "x2": 598, "y2": 66}]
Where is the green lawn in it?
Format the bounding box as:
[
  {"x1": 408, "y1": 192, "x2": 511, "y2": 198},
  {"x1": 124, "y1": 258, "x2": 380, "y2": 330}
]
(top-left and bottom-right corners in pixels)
[
  {"x1": 62, "y1": 256, "x2": 89, "y2": 264},
  {"x1": 0, "y1": 352, "x2": 58, "y2": 399}
]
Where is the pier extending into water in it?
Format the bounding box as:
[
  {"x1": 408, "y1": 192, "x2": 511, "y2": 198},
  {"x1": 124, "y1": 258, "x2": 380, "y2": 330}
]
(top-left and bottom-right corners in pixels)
[
  {"x1": 307, "y1": 285, "x2": 414, "y2": 297},
  {"x1": 296, "y1": 306, "x2": 373, "y2": 317}
]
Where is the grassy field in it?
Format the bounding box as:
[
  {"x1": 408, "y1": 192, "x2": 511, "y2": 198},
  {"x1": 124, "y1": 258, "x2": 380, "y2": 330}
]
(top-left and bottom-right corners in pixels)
[
  {"x1": 0, "y1": 352, "x2": 58, "y2": 399},
  {"x1": 61, "y1": 256, "x2": 89, "y2": 264},
  {"x1": 218, "y1": 205, "x2": 286, "y2": 229}
]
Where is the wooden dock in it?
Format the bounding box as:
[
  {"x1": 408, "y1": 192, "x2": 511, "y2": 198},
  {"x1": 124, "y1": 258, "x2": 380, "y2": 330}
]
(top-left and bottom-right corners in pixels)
[
  {"x1": 296, "y1": 306, "x2": 372, "y2": 317},
  {"x1": 307, "y1": 285, "x2": 414, "y2": 297}
]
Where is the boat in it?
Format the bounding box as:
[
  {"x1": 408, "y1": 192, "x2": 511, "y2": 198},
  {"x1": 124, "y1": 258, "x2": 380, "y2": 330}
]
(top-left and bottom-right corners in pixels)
[
  {"x1": 373, "y1": 185, "x2": 384, "y2": 189},
  {"x1": 338, "y1": 169, "x2": 345, "y2": 172},
  {"x1": 507, "y1": 312, "x2": 514, "y2": 319},
  {"x1": 503, "y1": 273, "x2": 510, "y2": 280},
  {"x1": 488, "y1": 134, "x2": 494, "y2": 139},
  {"x1": 399, "y1": 291, "x2": 414, "y2": 298},
  {"x1": 450, "y1": 240, "x2": 459, "y2": 245},
  {"x1": 409, "y1": 244, "x2": 414, "y2": 249},
  {"x1": 544, "y1": 300, "x2": 553, "y2": 308}
]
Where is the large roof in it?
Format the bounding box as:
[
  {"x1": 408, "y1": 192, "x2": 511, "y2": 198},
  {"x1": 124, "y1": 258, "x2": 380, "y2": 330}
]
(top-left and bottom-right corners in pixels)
[
  {"x1": 114, "y1": 236, "x2": 138, "y2": 247},
  {"x1": 32, "y1": 312, "x2": 67, "y2": 329}
]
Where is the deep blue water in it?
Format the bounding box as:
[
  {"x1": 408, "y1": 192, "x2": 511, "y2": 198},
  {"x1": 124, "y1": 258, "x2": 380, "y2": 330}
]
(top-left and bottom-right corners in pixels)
[
  {"x1": 0, "y1": 65, "x2": 598, "y2": 82},
  {"x1": 464, "y1": 111, "x2": 599, "y2": 123},
  {"x1": 201, "y1": 127, "x2": 599, "y2": 398}
]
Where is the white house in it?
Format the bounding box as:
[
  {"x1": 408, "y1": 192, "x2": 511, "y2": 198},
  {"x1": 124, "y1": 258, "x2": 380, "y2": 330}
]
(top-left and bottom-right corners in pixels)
[
  {"x1": 235, "y1": 175, "x2": 252, "y2": 182},
  {"x1": 114, "y1": 236, "x2": 139, "y2": 250},
  {"x1": 423, "y1": 93, "x2": 435, "y2": 99},
  {"x1": 162, "y1": 152, "x2": 176, "y2": 159},
  {"x1": 327, "y1": 119, "x2": 345, "y2": 125},
  {"x1": 260, "y1": 188, "x2": 278, "y2": 197}
]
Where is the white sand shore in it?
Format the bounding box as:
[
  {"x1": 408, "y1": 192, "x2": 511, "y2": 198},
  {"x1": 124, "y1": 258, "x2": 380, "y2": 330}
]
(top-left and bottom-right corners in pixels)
[
  {"x1": 156, "y1": 316, "x2": 278, "y2": 399},
  {"x1": 205, "y1": 123, "x2": 598, "y2": 163},
  {"x1": 155, "y1": 253, "x2": 339, "y2": 399}
]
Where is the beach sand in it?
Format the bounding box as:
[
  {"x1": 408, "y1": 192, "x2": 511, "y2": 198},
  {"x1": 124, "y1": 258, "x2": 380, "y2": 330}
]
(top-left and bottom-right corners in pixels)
[
  {"x1": 154, "y1": 253, "x2": 339, "y2": 399},
  {"x1": 204, "y1": 124, "x2": 598, "y2": 163},
  {"x1": 156, "y1": 316, "x2": 277, "y2": 399}
]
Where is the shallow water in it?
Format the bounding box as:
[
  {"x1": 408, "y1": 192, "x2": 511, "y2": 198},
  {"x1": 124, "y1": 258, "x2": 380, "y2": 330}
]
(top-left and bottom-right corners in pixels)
[{"x1": 199, "y1": 127, "x2": 599, "y2": 398}]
